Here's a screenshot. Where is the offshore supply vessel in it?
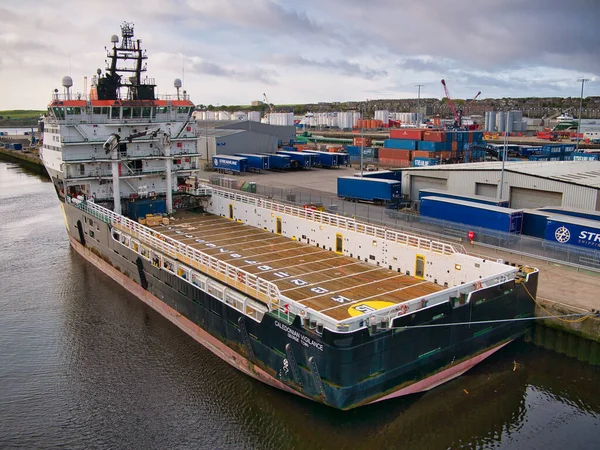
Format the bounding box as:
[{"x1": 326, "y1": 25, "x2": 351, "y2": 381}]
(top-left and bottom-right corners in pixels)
[{"x1": 40, "y1": 23, "x2": 539, "y2": 410}]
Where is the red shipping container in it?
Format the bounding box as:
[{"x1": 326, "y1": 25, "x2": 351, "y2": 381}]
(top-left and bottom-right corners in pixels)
[
  {"x1": 378, "y1": 158, "x2": 411, "y2": 168},
  {"x1": 379, "y1": 148, "x2": 412, "y2": 160},
  {"x1": 451, "y1": 141, "x2": 458, "y2": 151},
  {"x1": 423, "y1": 131, "x2": 446, "y2": 142},
  {"x1": 389, "y1": 129, "x2": 425, "y2": 140}
]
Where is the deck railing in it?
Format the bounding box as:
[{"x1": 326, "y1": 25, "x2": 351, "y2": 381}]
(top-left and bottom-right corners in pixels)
[
  {"x1": 67, "y1": 196, "x2": 284, "y2": 310},
  {"x1": 203, "y1": 185, "x2": 459, "y2": 256}
]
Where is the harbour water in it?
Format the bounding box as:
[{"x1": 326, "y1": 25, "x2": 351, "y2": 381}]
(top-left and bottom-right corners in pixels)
[{"x1": 0, "y1": 161, "x2": 599, "y2": 449}]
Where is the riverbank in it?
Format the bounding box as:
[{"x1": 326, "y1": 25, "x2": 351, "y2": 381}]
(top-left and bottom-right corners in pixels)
[{"x1": 0, "y1": 147, "x2": 48, "y2": 177}]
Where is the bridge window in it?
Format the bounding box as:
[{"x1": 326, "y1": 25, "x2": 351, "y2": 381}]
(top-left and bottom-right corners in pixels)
[
  {"x1": 93, "y1": 107, "x2": 102, "y2": 114},
  {"x1": 157, "y1": 106, "x2": 168, "y2": 114},
  {"x1": 66, "y1": 107, "x2": 81, "y2": 115},
  {"x1": 142, "y1": 107, "x2": 151, "y2": 118},
  {"x1": 132, "y1": 107, "x2": 141, "y2": 119},
  {"x1": 122, "y1": 107, "x2": 132, "y2": 119},
  {"x1": 53, "y1": 108, "x2": 65, "y2": 119},
  {"x1": 111, "y1": 107, "x2": 120, "y2": 120}
]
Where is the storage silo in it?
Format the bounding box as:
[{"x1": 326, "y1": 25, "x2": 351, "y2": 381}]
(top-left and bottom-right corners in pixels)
[
  {"x1": 496, "y1": 111, "x2": 506, "y2": 133},
  {"x1": 511, "y1": 110, "x2": 523, "y2": 132},
  {"x1": 248, "y1": 111, "x2": 261, "y2": 122},
  {"x1": 506, "y1": 111, "x2": 515, "y2": 133}
]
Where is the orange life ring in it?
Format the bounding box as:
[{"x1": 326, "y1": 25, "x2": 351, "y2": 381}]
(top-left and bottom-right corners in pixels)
[
  {"x1": 237, "y1": 272, "x2": 244, "y2": 283},
  {"x1": 474, "y1": 281, "x2": 483, "y2": 290},
  {"x1": 399, "y1": 304, "x2": 409, "y2": 315}
]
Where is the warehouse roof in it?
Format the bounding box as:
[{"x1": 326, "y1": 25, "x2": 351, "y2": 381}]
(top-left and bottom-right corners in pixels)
[
  {"x1": 402, "y1": 161, "x2": 600, "y2": 189},
  {"x1": 197, "y1": 128, "x2": 245, "y2": 138}
]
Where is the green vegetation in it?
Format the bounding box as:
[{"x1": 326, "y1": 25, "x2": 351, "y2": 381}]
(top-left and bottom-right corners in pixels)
[{"x1": 0, "y1": 110, "x2": 45, "y2": 120}]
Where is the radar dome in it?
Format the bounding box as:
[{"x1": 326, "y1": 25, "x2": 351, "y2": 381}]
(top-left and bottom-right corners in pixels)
[
  {"x1": 174, "y1": 78, "x2": 182, "y2": 88},
  {"x1": 62, "y1": 76, "x2": 73, "y2": 88},
  {"x1": 110, "y1": 34, "x2": 119, "y2": 43}
]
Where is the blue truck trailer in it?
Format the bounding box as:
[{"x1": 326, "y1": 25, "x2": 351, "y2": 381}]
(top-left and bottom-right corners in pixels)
[
  {"x1": 354, "y1": 170, "x2": 402, "y2": 181},
  {"x1": 420, "y1": 196, "x2": 523, "y2": 234},
  {"x1": 212, "y1": 155, "x2": 249, "y2": 173},
  {"x1": 544, "y1": 216, "x2": 600, "y2": 250},
  {"x1": 418, "y1": 188, "x2": 509, "y2": 207},
  {"x1": 337, "y1": 177, "x2": 401, "y2": 203},
  {"x1": 521, "y1": 210, "x2": 551, "y2": 238},
  {"x1": 304, "y1": 150, "x2": 341, "y2": 168},
  {"x1": 234, "y1": 153, "x2": 270, "y2": 171},
  {"x1": 536, "y1": 206, "x2": 600, "y2": 222},
  {"x1": 261, "y1": 153, "x2": 291, "y2": 170},
  {"x1": 276, "y1": 150, "x2": 314, "y2": 169}
]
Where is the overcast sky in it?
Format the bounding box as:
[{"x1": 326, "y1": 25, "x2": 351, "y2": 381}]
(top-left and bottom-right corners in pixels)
[{"x1": 1, "y1": 0, "x2": 598, "y2": 110}]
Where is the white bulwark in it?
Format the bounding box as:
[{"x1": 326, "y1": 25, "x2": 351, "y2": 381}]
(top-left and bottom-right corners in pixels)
[{"x1": 401, "y1": 161, "x2": 600, "y2": 211}]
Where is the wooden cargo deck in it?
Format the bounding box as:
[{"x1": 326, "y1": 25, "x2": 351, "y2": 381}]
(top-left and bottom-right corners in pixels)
[{"x1": 153, "y1": 212, "x2": 444, "y2": 321}]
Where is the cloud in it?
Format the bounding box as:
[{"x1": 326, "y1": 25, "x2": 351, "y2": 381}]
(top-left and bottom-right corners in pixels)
[
  {"x1": 0, "y1": 0, "x2": 598, "y2": 108},
  {"x1": 270, "y1": 55, "x2": 387, "y2": 79}
]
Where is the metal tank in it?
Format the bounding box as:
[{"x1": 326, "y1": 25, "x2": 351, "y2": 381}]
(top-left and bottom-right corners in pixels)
[
  {"x1": 496, "y1": 111, "x2": 506, "y2": 133},
  {"x1": 506, "y1": 111, "x2": 515, "y2": 133}
]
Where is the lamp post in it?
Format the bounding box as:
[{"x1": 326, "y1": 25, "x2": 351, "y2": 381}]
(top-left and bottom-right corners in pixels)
[
  {"x1": 576, "y1": 78, "x2": 589, "y2": 151},
  {"x1": 499, "y1": 130, "x2": 507, "y2": 201},
  {"x1": 416, "y1": 84, "x2": 424, "y2": 124},
  {"x1": 360, "y1": 102, "x2": 365, "y2": 177}
]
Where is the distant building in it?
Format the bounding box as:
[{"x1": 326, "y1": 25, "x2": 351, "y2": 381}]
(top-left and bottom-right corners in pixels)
[
  {"x1": 401, "y1": 161, "x2": 600, "y2": 210},
  {"x1": 251, "y1": 100, "x2": 264, "y2": 106}
]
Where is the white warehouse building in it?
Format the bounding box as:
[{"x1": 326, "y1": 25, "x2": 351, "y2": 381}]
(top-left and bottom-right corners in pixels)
[{"x1": 401, "y1": 161, "x2": 600, "y2": 210}]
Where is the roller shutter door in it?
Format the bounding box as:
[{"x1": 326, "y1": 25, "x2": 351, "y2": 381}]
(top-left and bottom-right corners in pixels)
[
  {"x1": 510, "y1": 187, "x2": 562, "y2": 209},
  {"x1": 475, "y1": 182, "x2": 497, "y2": 198},
  {"x1": 410, "y1": 175, "x2": 447, "y2": 202}
]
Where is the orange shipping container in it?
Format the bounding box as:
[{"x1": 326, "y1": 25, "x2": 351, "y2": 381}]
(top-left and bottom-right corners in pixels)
[
  {"x1": 378, "y1": 158, "x2": 411, "y2": 168},
  {"x1": 467, "y1": 132, "x2": 473, "y2": 143},
  {"x1": 379, "y1": 148, "x2": 412, "y2": 160},
  {"x1": 389, "y1": 129, "x2": 425, "y2": 140},
  {"x1": 451, "y1": 141, "x2": 458, "y2": 151},
  {"x1": 423, "y1": 131, "x2": 446, "y2": 142}
]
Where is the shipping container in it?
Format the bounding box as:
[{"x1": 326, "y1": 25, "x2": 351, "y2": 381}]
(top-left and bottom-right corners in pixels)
[
  {"x1": 212, "y1": 155, "x2": 249, "y2": 173},
  {"x1": 572, "y1": 152, "x2": 599, "y2": 161},
  {"x1": 541, "y1": 144, "x2": 564, "y2": 154},
  {"x1": 536, "y1": 207, "x2": 600, "y2": 222},
  {"x1": 261, "y1": 153, "x2": 291, "y2": 170},
  {"x1": 423, "y1": 131, "x2": 446, "y2": 142},
  {"x1": 417, "y1": 188, "x2": 509, "y2": 207},
  {"x1": 412, "y1": 157, "x2": 439, "y2": 167},
  {"x1": 544, "y1": 216, "x2": 600, "y2": 250},
  {"x1": 417, "y1": 141, "x2": 449, "y2": 151},
  {"x1": 420, "y1": 196, "x2": 523, "y2": 234},
  {"x1": 354, "y1": 170, "x2": 402, "y2": 181},
  {"x1": 12, "y1": 143, "x2": 23, "y2": 150},
  {"x1": 389, "y1": 129, "x2": 425, "y2": 140},
  {"x1": 521, "y1": 209, "x2": 551, "y2": 238},
  {"x1": 127, "y1": 198, "x2": 167, "y2": 221},
  {"x1": 384, "y1": 139, "x2": 419, "y2": 150},
  {"x1": 379, "y1": 148, "x2": 411, "y2": 160},
  {"x1": 337, "y1": 177, "x2": 401, "y2": 203},
  {"x1": 378, "y1": 158, "x2": 411, "y2": 168},
  {"x1": 276, "y1": 150, "x2": 313, "y2": 169},
  {"x1": 234, "y1": 153, "x2": 270, "y2": 171}
]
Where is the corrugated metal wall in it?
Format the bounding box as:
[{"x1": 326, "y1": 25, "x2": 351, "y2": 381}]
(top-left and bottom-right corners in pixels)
[
  {"x1": 402, "y1": 168, "x2": 599, "y2": 210},
  {"x1": 219, "y1": 122, "x2": 295, "y2": 145},
  {"x1": 206, "y1": 131, "x2": 278, "y2": 157}
]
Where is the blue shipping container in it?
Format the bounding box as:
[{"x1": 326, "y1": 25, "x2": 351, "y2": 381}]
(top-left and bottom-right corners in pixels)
[
  {"x1": 384, "y1": 139, "x2": 419, "y2": 150},
  {"x1": 542, "y1": 144, "x2": 564, "y2": 154},
  {"x1": 573, "y1": 153, "x2": 599, "y2": 161},
  {"x1": 212, "y1": 155, "x2": 248, "y2": 173},
  {"x1": 420, "y1": 196, "x2": 523, "y2": 233},
  {"x1": 544, "y1": 217, "x2": 600, "y2": 250},
  {"x1": 417, "y1": 141, "x2": 449, "y2": 151},
  {"x1": 355, "y1": 170, "x2": 402, "y2": 181},
  {"x1": 13, "y1": 143, "x2": 23, "y2": 150},
  {"x1": 262, "y1": 153, "x2": 291, "y2": 170},
  {"x1": 234, "y1": 153, "x2": 270, "y2": 170},
  {"x1": 413, "y1": 157, "x2": 439, "y2": 167},
  {"x1": 128, "y1": 198, "x2": 167, "y2": 220},
  {"x1": 417, "y1": 188, "x2": 509, "y2": 207},
  {"x1": 337, "y1": 177, "x2": 401, "y2": 202}
]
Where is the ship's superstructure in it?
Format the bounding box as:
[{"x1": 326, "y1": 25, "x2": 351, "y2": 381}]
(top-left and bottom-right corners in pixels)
[
  {"x1": 40, "y1": 23, "x2": 539, "y2": 410},
  {"x1": 41, "y1": 22, "x2": 198, "y2": 216}
]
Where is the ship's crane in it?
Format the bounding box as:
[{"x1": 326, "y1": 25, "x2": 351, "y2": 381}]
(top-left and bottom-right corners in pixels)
[{"x1": 441, "y1": 79, "x2": 480, "y2": 129}]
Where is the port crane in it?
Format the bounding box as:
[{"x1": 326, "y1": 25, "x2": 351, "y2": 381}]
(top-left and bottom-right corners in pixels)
[
  {"x1": 263, "y1": 93, "x2": 275, "y2": 113},
  {"x1": 441, "y1": 79, "x2": 480, "y2": 128}
]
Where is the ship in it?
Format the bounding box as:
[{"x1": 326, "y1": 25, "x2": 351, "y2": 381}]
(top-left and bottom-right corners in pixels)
[{"x1": 40, "y1": 23, "x2": 539, "y2": 410}]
